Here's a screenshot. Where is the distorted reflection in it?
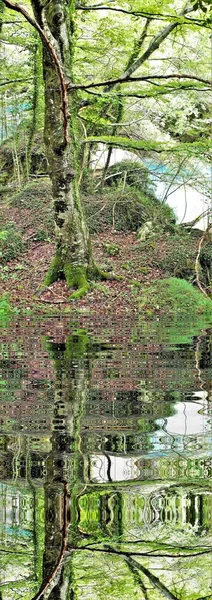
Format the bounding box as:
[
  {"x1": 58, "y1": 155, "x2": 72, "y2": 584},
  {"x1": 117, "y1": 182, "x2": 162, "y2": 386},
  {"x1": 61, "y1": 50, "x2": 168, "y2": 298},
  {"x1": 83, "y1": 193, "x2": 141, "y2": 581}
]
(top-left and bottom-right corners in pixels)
[{"x1": 0, "y1": 318, "x2": 211, "y2": 599}]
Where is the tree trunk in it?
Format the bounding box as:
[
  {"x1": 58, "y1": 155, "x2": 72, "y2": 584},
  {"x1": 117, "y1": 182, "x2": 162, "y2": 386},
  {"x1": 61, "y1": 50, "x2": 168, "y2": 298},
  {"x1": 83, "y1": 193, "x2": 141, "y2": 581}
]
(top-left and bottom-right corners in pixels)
[{"x1": 32, "y1": 0, "x2": 93, "y2": 298}]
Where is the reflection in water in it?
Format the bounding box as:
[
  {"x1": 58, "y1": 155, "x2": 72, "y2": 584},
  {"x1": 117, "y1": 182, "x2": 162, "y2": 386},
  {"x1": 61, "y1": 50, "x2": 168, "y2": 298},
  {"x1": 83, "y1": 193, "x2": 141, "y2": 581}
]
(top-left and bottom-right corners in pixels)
[{"x1": 0, "y1": 318, "x2": 211, "y2": 599}]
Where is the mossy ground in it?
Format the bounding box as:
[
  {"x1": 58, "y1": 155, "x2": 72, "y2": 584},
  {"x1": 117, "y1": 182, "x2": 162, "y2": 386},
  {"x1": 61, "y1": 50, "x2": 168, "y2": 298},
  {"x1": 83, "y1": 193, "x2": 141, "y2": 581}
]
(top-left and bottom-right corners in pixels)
[{"x1": 139, "y1": 278, "x2": 212, "y2": 318}]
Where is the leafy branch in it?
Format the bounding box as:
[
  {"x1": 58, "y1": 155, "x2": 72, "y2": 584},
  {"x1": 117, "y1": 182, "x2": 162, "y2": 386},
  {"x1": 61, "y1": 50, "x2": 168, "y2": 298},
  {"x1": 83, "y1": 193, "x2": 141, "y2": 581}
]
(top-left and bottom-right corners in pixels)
[{"x1": 84, "y1": 135, "x2": 212, "y2": 157}]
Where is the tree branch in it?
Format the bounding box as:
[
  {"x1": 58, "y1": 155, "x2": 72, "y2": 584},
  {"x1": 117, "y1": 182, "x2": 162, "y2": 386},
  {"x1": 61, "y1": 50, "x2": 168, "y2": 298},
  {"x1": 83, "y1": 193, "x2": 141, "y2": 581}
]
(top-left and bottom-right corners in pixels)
[
  {"x1": 75, "y1": 4, "x2": 209, "y2": 27},
  {"x1": 83, "y1": 136, "x2": 212, "y2": 158},
  {"x1": 2, "y1": 0, "x2": 69, "y2": 145},
  {"x1": 124, "y1": 556, "x2": 179, "y2": 600},
  {"x1": 0, "y1": 77, "x2": 33, "y2": 87},
  {"x1": 70, "y1": 73, "x2": 211, "y2": 90}
]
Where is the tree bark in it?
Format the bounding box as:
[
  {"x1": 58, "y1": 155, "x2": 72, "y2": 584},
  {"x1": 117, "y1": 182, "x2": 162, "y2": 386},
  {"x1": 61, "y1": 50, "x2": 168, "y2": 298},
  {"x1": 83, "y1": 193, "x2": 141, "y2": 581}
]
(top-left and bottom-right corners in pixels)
[{"x1": 31, "y1": 0, "x2": 93, "y2": 298}]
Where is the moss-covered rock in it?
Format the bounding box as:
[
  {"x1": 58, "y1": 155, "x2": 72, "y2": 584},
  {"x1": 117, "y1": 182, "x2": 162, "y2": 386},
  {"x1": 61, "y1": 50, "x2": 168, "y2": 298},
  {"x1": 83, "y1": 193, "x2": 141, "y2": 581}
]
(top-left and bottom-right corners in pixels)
[
  {"x1": 3, "y1": 177, "x2": 177, "y2": 238},
  {"x1": 84, "y1": 184, "x2": 176, "y2": 233},
  {"x1": 103, "y1": 159, "x2": 156, "y2": 196},
  {"x1": 139, "y1": 277, "x2": 212, "y2": 317}
]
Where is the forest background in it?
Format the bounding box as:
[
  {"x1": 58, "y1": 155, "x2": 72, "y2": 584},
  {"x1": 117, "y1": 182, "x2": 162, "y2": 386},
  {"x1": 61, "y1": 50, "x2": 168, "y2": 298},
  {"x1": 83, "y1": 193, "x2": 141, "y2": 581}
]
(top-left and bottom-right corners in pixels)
[{"x1": 0, "y1": 0, "x2": 211, "y2": 317}]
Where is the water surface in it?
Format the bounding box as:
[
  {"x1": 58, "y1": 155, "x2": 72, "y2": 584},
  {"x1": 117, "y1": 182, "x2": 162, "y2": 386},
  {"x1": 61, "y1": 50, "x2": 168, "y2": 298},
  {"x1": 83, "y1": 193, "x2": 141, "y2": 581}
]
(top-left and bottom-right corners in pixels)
[{"x1": 0, "y1": 315, "x2": 211, "y2": 599}]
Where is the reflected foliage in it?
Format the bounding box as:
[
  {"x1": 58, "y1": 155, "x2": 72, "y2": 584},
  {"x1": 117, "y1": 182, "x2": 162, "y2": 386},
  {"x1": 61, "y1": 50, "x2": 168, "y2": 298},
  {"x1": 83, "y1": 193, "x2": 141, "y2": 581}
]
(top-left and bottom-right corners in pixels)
[{"x1": 0, "y1": 318, "x2": 211, "y2": 599}]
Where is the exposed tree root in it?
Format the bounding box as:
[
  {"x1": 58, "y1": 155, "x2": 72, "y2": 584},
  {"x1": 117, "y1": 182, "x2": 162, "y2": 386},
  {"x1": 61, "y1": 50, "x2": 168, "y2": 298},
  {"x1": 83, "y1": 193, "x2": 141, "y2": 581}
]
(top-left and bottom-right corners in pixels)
[{"x1": 35, "y1": 258, "x2": 141, "y2": 301}]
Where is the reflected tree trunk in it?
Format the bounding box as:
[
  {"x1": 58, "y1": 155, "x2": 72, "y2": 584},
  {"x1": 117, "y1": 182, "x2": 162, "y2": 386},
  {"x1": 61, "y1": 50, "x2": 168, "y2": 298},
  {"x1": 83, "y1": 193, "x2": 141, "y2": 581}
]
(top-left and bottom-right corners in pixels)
[{"x1": 32, "y1": 332, "x2": 91, "y2": 599}]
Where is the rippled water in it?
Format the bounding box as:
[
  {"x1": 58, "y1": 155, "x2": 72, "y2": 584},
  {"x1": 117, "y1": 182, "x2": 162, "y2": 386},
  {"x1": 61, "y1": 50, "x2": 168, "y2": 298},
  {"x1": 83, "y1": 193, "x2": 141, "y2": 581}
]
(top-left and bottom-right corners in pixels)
[{"x1": 0, "y1": 316, "x2": 211, "y2": 599}]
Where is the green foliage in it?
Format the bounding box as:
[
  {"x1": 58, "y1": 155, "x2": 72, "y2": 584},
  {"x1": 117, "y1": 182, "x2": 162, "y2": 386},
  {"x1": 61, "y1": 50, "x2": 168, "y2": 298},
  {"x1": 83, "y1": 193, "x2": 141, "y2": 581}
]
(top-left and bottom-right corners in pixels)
[
  {"x1": 0, "y1": 222, "x2": 24, "y2": 264},
  {"x1": 139, "y1": 277, "x2": 212, "y2": 316},
  {"x1": 0, "y1": 293, "x2": 17, "y2": 326},
  {"x1": 34, "y1": 229, "x2": 50, "y2": 241},
  {"x1": 0, "y1": 0, "x2": 4, "y2": 31},
  {"x1": 102, "y1": 242, "x2": 120, "y2": 256},
  {"x1": 0, "y1": 293, "x2": 11, "y2": 314}
]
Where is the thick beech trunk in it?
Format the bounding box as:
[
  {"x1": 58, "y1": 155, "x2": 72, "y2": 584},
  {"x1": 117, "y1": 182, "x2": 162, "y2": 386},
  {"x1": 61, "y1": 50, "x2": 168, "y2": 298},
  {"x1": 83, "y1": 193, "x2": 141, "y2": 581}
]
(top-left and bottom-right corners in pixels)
[{"x1": 32, "y1": 0, "x2": 93, "y2": 298}]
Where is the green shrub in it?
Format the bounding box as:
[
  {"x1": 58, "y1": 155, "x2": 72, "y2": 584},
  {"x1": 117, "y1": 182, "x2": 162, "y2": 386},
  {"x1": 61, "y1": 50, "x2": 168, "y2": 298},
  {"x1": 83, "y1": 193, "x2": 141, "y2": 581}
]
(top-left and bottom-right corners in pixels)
[
  {"x1": 0, "y1": 293, "x2": 18, "y2": 325},
  {"x1": 103, "y1": 242, "x2": 119, "y2": 256},
  {"x1": 0, "y1": 223, "x2": 25, "y2": 264},
  {"x1": 34, "y1": 229, "x2": 50, "y2": 241}
]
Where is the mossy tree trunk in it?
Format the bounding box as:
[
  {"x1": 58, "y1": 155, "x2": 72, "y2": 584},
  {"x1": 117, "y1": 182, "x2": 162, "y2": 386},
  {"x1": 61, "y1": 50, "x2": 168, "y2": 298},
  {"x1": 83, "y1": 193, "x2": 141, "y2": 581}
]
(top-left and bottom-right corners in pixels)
[
  {"x1": 31, "y1": 0, "x2": 93, "y2": 298},
  {"x1": 24, "y1": 34, "x2": 43, "y2": 180}
]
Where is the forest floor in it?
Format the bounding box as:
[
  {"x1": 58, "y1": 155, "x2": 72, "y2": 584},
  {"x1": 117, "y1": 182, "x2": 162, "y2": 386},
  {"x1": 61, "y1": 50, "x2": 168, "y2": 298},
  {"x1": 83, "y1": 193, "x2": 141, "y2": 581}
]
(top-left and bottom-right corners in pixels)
[
  {"x1": 0, "y1": 214, "x2": 200, "y2": 318},
  {"x1": 0, "y1": 180, "x2": 208, "y2": 317}
]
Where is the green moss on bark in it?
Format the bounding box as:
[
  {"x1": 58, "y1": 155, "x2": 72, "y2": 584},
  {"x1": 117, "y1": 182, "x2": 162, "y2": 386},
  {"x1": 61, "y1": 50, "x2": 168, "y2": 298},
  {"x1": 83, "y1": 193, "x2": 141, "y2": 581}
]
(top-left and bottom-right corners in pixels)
[
  {"x1": 43, "y1": 253, "x2": 64, "y2": 286},
  {"x1": 64, "y1": 263, "x2": 90, "y2": 299}
]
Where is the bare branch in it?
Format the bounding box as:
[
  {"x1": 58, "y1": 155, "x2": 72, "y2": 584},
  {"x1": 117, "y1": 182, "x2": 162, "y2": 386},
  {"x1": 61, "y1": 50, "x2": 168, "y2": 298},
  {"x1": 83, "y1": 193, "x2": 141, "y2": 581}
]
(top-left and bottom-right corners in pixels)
[
  {"x1": 70, "y1": 73, "x2": 211, "y2": 91},
  {"x1": 125, "y1": 556, "x2": 179, "y2": 600},
  {"x1": 76, "y1": 3, "x2": 209, "y2": 27},
  {"x1": 0, "y1": 77, "x2": 33, "y2": 87}
]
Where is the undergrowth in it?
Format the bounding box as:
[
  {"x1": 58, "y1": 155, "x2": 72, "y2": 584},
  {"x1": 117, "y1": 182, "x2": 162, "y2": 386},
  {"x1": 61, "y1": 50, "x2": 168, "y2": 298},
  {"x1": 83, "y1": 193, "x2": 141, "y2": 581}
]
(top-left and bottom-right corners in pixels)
[
  {"x1": 0, "y1": 223, "x2": 25, "y2": 264},
  {"x1": 139, "y1": 230, "x2": 198, "y2": 280},
  {"x1": 0, "y1": 293, "x2": 18, "y2": 325}
]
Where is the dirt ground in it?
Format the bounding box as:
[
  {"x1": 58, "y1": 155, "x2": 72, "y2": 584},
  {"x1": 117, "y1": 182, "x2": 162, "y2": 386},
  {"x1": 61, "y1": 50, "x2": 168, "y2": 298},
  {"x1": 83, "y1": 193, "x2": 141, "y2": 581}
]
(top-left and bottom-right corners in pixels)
[{"x1": 0, "y1": 195, "x2": 200, "y2": 316}]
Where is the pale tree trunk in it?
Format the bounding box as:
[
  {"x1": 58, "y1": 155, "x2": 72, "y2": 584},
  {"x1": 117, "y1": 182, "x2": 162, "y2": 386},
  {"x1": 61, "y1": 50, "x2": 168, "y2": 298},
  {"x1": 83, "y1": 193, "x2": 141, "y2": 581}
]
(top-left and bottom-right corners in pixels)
[{"x1": 31, "y1": 0, "x2": 93, "y2": 298}]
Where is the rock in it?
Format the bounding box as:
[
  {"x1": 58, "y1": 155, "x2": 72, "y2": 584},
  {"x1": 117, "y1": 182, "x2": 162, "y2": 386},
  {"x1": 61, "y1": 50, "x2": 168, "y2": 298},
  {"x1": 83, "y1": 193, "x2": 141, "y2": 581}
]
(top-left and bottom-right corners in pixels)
[{"x1": 137, "y1": 221, "x2": 153, "y2": 242}]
